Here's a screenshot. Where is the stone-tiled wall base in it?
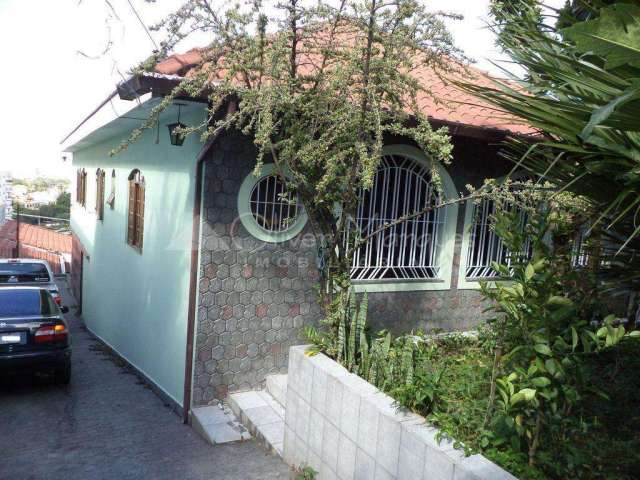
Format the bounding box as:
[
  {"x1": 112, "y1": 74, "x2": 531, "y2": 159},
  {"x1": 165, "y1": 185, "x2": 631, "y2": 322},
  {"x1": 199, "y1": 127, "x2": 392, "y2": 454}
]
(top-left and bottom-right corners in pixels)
[
  {"x1": 367, "y1": 289, "x2": 491, "y2": 334},
  {"x1": 284, "y1": 345, "x2": 517, "y2": 480},
  {"x1": 193, "y1": 131, "x2": 504, "y2": 405},
  {"x1": 193, "y1": 131, "x2": 323, "y2": 405}
]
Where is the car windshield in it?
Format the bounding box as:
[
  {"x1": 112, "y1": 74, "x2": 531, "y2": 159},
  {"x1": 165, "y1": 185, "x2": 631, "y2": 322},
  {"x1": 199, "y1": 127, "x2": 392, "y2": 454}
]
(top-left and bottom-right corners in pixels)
[
  {"x1": 0, "y1": 289, "x2": 57, "y2": 318},
  {"x1": 0, "y1": 263, "x2": 51, "y2": 283}
]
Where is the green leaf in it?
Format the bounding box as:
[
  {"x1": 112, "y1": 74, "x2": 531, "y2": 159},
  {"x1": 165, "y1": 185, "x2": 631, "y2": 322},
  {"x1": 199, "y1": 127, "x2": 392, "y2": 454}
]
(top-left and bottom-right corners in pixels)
[
  {"x1": 525, "y1": 263, "x2": 535, "y2": 281},
  {"x1": 532, "y1": 258, "x2": 546, "y2": 271},
  {"x1": 580, "y1": 85, "x2": 640, "y2": 140},
  {"x1": 534, "y1": 344, "x2": 553, "y2": 356},
  {"x1": 531, "y1": 376, "x2": 551, "y2": 388},
  {"x1": 510, "y1": 391, "x2": 525, "y2": 405},
  {"x1": 597, "y1": 326, "x2": 608, "y2": 339},
  {"x1": 562, "y1": 4, "x2": 640, "y2": 69},
  {"x1": 547, "y1": 296, "x2": 574, "y2": 308},
  {"x1": 571, "y1": 327, "x2": 579, "y2": 351},
  {"x1": 511, "y1": 388, "x2": 537, "y2": 405}
]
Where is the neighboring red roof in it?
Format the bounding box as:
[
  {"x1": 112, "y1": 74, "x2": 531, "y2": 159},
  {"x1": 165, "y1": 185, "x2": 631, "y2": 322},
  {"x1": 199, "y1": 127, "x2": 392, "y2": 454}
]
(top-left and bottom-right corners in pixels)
[
  {"x1": 154, "y1": 44, "x2": 533, "y2": 135},
  {"x1": 155, "y1": 48, "x2": 206, "y2": 76},
  {"x1": 0, "y1": 220, "x2": 71, "y2": 255}
]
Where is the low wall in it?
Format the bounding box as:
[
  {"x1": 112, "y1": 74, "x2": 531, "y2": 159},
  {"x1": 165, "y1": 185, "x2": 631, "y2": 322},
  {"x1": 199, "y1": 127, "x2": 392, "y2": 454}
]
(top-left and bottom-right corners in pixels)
[{"x1": 283, "y1": 345, "x2": 517, "y2": 480}]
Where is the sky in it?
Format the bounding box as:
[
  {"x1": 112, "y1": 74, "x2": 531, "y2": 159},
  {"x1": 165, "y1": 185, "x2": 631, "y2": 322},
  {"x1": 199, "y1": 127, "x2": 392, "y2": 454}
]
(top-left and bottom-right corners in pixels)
[{"x1": 0, "y1": 0, "x2": 564, "y2": 180}]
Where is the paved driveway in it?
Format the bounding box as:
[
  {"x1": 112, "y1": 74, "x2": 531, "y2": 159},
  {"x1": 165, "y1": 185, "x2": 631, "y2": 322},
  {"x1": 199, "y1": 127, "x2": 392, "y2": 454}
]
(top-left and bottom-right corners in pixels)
[{"x1": 0, "y1": 280, "x2": 291, "y2": 480}]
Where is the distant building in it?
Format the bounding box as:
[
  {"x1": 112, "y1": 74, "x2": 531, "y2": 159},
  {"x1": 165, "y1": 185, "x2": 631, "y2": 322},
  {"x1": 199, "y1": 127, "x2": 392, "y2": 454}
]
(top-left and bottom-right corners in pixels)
[
  {"x1": 0, "y1": 175, "x2": 11, "y2": 223},
  {"x1": 22, "y1": 189, "x2": 59, "y2": 209}
]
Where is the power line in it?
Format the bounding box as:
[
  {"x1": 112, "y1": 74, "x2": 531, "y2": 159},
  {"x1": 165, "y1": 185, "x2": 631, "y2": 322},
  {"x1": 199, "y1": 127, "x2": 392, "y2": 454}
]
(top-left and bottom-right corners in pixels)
[{"x1": 125, "y1": 0, "x2": 158, "y2": 50}]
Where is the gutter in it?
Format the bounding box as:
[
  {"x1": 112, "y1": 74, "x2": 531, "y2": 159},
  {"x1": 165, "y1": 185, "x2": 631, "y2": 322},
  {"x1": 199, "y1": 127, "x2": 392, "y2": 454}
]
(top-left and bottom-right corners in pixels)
[
  {"x1": 60, "y1": 72, "x2": 188, "y2": 146},
  {"x1": 182, "y1": 100, "x2": 237, "y2": 423},
  {"x1": 60, "y1": 90, "x2": 118, "y2": 146}
]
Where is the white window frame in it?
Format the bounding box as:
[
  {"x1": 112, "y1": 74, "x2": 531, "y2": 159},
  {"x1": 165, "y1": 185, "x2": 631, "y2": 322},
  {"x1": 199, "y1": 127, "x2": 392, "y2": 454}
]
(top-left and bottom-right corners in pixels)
[
  {"x1": 237, "y1": 163, "x2": 308, "y2": 243},
  {"x1": 351, "y1": 145, "x2": 459, "y2": 293},
  {"x1": 458, "y1": 174, "x2": 535, "y2": 290}
]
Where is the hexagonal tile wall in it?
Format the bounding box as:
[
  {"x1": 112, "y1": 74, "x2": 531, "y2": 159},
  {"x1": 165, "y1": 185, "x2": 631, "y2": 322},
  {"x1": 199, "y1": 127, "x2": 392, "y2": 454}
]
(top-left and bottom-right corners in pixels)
[{"x1": 193, "y1": 130, "x2": 323, "y2": 406}]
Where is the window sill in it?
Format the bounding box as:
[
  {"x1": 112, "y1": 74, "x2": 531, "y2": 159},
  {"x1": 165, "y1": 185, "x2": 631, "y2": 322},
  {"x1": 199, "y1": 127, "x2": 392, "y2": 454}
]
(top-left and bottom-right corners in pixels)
[
  {"x1": 126, "y1": 243, "x2": 143, "y2": 255},
  {"x1": 352, "y1": 278, "x2": 449, "y2": 293},
  {"x1": 457, "y1": 277, "x2": 510, "y2": 290}
]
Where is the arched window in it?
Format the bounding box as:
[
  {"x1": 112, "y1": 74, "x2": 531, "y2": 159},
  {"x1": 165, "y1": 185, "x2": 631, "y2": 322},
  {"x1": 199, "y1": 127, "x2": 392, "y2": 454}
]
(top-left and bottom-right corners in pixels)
[
  {"x1": 463, "y1": 199, "x2": 531, "y2": 280},
  {"x1": 237, "y1": 164, "x2": 308, "y2": 243},
  {"x1": 459, "y1": 176, "x2": 534, "y2": 288},
  {"x1": 127, "y1": 169, "x2": 145, "y2": 251},
  {"x1": 76, "y1": 168, "x2": 87, "y2": 207},
  {"x1": 95, "y1": 169, "x2": 105, "y2": 221},
  {"x1": 349, "y1": 145, "x2": 458, "y2": 290}
]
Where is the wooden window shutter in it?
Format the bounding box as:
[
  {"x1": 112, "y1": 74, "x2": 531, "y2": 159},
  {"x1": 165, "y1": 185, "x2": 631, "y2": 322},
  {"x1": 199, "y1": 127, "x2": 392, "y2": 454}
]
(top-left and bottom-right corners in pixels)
[
  {"x1": 136, "y1": 182, "x2": 145, "y2": 250},
  {"x1": 100, "y1": 172, "x2": 105, "y2": 219},
  {"x1": 127, "y1": 179, "x2": 136, "y2": 246},
  {"x1": 80, "y1": 170, "x2": 86, "y2": 207},
  {"x1": 76, "y1": 170, "x2": 80, "y2": 203},
  {"x1": 96, "y1": 170, "x2": 105, "y2": 220}
]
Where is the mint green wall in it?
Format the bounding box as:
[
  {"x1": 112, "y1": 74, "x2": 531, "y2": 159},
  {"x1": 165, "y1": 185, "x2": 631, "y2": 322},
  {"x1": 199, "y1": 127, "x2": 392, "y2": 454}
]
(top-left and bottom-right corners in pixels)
[{"x1": 70, "y1": 107, "x2": 206, "y2": 406}]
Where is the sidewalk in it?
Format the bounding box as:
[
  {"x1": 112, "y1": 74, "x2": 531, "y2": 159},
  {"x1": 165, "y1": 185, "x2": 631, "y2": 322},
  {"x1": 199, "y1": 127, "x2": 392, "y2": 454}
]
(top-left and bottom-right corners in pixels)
[{"x1": 0, "y1": 279, "x2": 291, "y2": 480}]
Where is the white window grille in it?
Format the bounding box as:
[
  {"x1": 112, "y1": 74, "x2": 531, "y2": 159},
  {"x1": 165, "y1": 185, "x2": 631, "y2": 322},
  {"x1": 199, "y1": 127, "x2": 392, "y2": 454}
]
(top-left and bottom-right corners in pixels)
[
  {"x1": 249, "y1": 174, "x2": 301, "y2": 233},
  {"x1": 465, "y1": 199, "x2": 531, "y2": 279},
  {"x1": 349, "y1": 154, "x2": 446, "y2": 281},
  {"x1": 571, "y1": 228, "x2": 588, "y2": 268}
]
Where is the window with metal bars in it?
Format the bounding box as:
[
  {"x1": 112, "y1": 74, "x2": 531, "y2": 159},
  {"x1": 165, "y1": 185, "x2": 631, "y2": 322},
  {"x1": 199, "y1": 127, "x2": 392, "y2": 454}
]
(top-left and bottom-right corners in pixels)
[
  {"x1": 465, "y1": 199, "x2": 532, "y2": 279},
  {"x1": 76, "y1": 169, "x2": 87, "y2": 207},
  {"x1": 95, "y1": 169, "x2": 105, "y2": 221},
  {"x1": 349, "y1": 153, "x2": 446, "y2": 281},
  {"x1": 249, "y1": 174, "x2": 300, "y2": 233},
  {"x1": 127, "y1": 169, "x2": 145, "y2": 252}
]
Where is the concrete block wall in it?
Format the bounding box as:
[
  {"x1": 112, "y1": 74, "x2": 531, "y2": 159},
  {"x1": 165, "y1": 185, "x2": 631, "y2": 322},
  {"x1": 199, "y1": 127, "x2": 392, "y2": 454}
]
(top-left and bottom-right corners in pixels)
[{"x1": 284, "y1": 345, "x2": 517, "y2": 480}]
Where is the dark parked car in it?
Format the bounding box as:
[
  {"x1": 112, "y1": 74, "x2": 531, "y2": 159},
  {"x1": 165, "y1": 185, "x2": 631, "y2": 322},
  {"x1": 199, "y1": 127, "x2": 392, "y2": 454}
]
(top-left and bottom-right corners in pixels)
[{"x1": 0, "y1": 287, "x2": 71, "y2": 384}]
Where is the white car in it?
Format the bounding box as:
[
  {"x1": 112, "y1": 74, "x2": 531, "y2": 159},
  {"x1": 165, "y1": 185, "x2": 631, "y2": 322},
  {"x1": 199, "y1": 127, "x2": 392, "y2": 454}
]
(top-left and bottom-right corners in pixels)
[{"x1": 0, "y1": 259, "x2": 62, "y2": 306}]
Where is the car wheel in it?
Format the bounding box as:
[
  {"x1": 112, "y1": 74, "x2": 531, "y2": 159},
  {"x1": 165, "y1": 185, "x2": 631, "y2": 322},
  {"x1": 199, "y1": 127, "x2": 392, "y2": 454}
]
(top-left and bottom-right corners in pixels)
[{"x1": 54, "y1": 364, "x2": 71, "y2": 385}]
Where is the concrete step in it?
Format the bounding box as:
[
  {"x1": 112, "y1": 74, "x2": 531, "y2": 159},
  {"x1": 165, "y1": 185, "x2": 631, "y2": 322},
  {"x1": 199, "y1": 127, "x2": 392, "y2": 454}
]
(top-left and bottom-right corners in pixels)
[
  {"x1": 228, "y1": 390, "x2": 285, "y2": 457},
  {"x1": 265, "y1": 374, "x2": 287, "y2": 408},
  {"x1": 190, "y1": 403, "x2": 252, "y2": 445}
]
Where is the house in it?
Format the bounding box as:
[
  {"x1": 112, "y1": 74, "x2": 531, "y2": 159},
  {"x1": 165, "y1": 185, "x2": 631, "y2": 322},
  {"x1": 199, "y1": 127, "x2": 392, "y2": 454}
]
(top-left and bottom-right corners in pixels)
[
  {"x1": 0, "y1": 219, "x2": 71, "y2": 274},
  {"x1": 61, "y1": 48, "x2": 530, "y2": 419}
]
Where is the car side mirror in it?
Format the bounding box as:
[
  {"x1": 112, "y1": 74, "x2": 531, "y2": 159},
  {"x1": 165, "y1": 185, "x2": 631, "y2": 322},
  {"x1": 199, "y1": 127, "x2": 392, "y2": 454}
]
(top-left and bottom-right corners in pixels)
[{"x1": 60, "y1": 306, "x2": 69, "y2": 314}]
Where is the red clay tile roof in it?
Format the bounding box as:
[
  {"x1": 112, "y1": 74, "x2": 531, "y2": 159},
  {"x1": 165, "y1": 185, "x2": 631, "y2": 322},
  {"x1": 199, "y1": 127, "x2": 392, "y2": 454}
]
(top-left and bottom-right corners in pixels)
[
  {"x1": 155, "y1": 48, "x2": 206, "y2": 76},
  {"x1": 0, "y1": 220, "x2": 71, "y2": 255},
  {"x1": 154, "y1": 46, "x2": 532, "y2": 135}
]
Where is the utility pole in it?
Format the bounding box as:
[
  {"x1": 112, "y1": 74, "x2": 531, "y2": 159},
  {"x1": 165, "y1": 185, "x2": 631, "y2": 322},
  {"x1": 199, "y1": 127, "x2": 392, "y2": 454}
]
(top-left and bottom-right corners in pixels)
[{"x1": 15, "y1": 201, "x2": 20, "y2": 258}]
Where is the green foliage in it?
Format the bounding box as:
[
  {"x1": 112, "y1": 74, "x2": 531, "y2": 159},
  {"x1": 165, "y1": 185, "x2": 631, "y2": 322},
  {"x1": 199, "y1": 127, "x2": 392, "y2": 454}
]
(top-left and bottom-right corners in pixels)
[
  {"x1": 465, "y1": 0, "x2": 640, "y2": 293},
  {"x1": 295, "y1": 465, "x2": 317, "y2": 480},
  {"x1": 562, "y1": 3, "x2": 640, "y2": 69},
  {"x1": 308, "y1": 203, "x2": 640, "y2": 478},
  {"x1": 116, "y1": 0, "x2": 468, "y2": 312},
  {"x1": 17, "y1": 192, "x2": 71, "y2": 225},
  {"x1": 478, "y1": 206, "x2": 638, "y2": 476},
  {"x1": 308, "y1": 290, "x2": 445, "y2": 414}
]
